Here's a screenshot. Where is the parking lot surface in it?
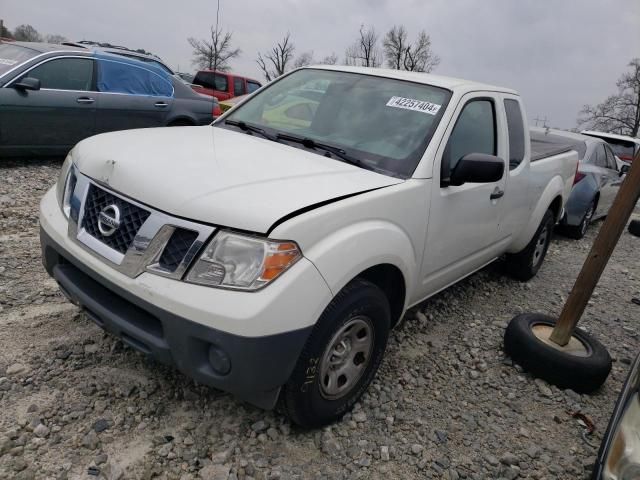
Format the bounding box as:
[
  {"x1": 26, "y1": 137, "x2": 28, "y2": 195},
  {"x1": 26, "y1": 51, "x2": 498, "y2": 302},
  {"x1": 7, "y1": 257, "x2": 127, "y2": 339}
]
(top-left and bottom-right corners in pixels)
[{"x1": 1, "y1": 158, "x2": 639, "y2": 480}]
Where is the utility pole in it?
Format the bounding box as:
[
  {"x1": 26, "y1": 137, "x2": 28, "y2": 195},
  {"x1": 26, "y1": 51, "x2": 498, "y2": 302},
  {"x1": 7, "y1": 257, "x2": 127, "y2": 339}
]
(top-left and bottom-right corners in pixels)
[
  {"x1": 533, "y1": 116, "x2": 548, "y2": 127},
  {"x1": 0, "y1": 19, "x2": 4, "y2": 44}
]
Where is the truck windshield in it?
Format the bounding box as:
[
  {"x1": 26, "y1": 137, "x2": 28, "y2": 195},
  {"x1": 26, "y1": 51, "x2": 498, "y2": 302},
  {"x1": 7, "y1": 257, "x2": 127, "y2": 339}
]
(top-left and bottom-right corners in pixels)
[
  {"x1": 0, "y1": 44, "x2": 39, "y2": 76},
  {"x1": 220, "y1": 69, "x2": 452, "y2": 178}
]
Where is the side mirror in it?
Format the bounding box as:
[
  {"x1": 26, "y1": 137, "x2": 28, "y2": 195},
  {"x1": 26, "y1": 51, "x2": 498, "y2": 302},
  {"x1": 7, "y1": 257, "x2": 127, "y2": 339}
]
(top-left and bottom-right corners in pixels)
[
  {"x1": 14, "y1": 77, "x2": 41, "y2": 91},
  {"x1": 620, "y1": 163, "x2": 630, "y2": 176},
  {"x1": 449, "y1": 153, "x2": 505, "y2": 186}
]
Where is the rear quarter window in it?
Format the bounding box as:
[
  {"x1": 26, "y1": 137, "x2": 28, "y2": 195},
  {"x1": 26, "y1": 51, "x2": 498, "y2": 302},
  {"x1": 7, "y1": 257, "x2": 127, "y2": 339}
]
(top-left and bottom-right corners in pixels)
[{"x1": 504, "y1": 99, "x2": 525, "y2": 170}]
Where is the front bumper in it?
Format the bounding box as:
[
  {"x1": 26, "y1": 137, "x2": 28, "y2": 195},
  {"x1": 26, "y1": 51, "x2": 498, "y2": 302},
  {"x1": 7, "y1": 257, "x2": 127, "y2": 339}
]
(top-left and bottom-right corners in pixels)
[{"x1": 39, "y1": 187, "x2": 332, "y2": 408}]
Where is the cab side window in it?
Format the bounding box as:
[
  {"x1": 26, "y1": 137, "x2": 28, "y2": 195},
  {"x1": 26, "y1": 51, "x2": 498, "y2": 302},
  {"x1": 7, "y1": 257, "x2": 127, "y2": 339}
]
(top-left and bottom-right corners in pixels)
[
  {"x1": 20, "y1": 58, "x2": 94, "y2": 91},
  {"x1": 443, "y1": 99, "x2": 496, "y2": 177},
  {"x1": 247, "y1": 80, "x2": 261, "y2": 93},
  {"x1": 233, "y1": 77, "x2": 246, "y2": 96},
  {"x1": 504, "y1": 99, "x2": 525, "y2": 170}
]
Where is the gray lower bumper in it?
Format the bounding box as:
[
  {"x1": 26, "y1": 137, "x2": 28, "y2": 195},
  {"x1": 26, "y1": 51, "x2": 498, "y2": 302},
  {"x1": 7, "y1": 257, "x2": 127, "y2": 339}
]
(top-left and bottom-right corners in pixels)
[{"x1": 40, "y1": 227, "x2": 312, "y2": 409}]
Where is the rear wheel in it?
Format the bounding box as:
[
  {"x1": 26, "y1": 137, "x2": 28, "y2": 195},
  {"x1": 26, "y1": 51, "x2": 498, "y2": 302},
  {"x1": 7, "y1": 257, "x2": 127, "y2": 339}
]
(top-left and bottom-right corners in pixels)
[
  {"x1": 281, "y1": 278, "x2": 390, "y2": 428},
  {"x1": 505, "y1": 209, "x2": 554, "y2": 281},
  {"x1": 565, "y1": 200, "x2": 595, "y2": 239}
]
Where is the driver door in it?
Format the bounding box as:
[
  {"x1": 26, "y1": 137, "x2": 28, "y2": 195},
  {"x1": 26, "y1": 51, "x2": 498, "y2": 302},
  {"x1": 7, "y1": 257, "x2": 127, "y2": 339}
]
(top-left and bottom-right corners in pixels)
[
  {"x1": 419, "y1": 93, "x2": 508, "y2": 296},
  {"x1": 0, "y1": 56, "x2": 96, "y2": 153}
]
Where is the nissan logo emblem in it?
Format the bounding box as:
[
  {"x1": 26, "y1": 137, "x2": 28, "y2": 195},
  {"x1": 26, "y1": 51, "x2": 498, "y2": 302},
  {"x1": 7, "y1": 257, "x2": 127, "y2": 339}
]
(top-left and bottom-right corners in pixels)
[{"x1": 97, "y1": 204, "x2": 121, "y2": 236}]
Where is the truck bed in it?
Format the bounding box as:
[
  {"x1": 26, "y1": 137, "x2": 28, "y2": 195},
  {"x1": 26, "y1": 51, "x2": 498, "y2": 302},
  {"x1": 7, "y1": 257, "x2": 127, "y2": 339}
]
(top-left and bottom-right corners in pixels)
[{"x1": 530, "y1": 138, "x2": 574, "y2": 162}]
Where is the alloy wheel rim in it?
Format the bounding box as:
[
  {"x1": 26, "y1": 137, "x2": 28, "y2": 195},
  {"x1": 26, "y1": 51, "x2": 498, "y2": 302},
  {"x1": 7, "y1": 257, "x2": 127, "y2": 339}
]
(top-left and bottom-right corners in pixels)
[{"x1": 319, "y1": 316, "x2": 374, "y2": 400}]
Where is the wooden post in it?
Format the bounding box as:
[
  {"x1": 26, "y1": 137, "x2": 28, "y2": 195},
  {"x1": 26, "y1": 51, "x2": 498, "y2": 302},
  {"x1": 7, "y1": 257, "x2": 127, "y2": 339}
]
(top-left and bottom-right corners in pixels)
[{"x1": 550, "y1": 150, "x2": 640, "y2": 346}]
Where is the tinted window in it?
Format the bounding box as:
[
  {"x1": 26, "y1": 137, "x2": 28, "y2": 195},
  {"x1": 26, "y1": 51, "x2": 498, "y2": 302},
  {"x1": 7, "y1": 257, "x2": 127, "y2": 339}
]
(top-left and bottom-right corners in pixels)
[
  {"x1": 444, "y1": 100, "x2": 496, "y2": 173},
  {"x1": 97, "y1": 59, "x2": 173, "y2": 97},
  {"x1": 247, "y1": 80, "x2": 261, "y2": 93},
  {"x1": 504, "y1": 99, "x2": 525, "y2": 169},
  {"x1": 604, "y1": 145, "x2": 618, "y2": 170},
  {"x1": 233, "y1": 77, "x2": 246, "y2": 96},
  {"x1": 594, "y1": 144, "x2": 608, "y2": 168},
  {"x1": 0, "y1": 44, "x2": 38, "y2": 75},
  {"x1": 20, "y1": 58, "x2": 94, "y2": 91}
]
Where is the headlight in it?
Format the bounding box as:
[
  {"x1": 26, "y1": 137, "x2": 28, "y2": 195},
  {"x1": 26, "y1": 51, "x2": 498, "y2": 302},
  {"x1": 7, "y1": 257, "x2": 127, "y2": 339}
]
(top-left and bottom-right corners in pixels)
[
  {"x1": 56, "y1": 154, "x2": 76, "y2": 218},
  {"x1": 603, "y1": 392, "x2": 640, "y2": 479},
  {"x1": 185, "y1": 231, "x2": 301, "y2": 290}
]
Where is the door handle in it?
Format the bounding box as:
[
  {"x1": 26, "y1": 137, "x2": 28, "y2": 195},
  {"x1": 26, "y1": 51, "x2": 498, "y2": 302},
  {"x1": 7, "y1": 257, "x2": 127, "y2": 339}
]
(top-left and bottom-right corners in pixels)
[
  {"x1": 76, "y1": 97, "x2": 95, "y2": 104},
  {"x1": 490, "y1": 189, "x2": 504, "y2": 200},
  {"x1": 154, "y1": 102, "x2": 169, "y2": 108}
]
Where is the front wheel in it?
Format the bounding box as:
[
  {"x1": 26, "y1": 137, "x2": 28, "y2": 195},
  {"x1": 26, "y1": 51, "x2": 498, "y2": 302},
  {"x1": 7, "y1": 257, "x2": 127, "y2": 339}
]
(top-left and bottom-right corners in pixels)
[
  {"x1": 505, "y1": 209, "x2": 554, "y2": 281},
  {"x1": 281, "y1": 278, "x2": 390, "y2": 428}
]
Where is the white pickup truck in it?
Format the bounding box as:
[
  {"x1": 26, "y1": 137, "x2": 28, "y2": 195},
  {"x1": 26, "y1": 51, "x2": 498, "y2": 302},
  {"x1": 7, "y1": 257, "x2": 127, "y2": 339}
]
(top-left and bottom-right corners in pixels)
[{"x1": 40, "y1": 66, "x2": 578, "y2": 427}]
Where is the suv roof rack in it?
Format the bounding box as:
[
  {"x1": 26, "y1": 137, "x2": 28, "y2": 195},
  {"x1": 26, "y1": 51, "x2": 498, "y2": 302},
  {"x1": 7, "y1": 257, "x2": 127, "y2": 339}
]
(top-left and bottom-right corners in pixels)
[{"x1": 64, "y1": 40, "x2": 162, "y2": 60}]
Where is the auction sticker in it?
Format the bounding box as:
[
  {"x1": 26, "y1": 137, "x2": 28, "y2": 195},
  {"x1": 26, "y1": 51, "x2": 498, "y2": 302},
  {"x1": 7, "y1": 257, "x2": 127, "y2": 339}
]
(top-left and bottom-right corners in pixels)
[{"x1": 386, "y1": 96, "x2": 441, "y2": 115}]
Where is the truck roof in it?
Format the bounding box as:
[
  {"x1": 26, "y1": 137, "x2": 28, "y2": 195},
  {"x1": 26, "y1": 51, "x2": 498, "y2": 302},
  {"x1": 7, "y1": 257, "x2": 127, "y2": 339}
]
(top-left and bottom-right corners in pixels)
[{"x1": 308, "y1": 65, "x2": 518, "y2": 95}]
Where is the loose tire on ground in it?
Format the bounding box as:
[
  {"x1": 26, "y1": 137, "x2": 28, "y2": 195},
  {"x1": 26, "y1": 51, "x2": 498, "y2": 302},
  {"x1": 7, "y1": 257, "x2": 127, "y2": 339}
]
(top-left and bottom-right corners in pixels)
[
  {"x1": 281, "y1": 278, "x2": 390, "y2": 428},
  {"x1": 505, "y1": 209, "x2": 554, "y2": 281},
  {"x1": 629, "y1": 219, "x2": 640, "y2": 237},
  {"x1": 504, "y1": 313, "x2": 611, "y2": 393}
]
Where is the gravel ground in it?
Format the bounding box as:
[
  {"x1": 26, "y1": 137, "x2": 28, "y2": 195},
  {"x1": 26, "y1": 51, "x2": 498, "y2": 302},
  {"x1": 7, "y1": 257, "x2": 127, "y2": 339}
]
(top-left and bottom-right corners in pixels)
[{"x1": 1, "y1": 157, "x2": 639, "y2": 480}]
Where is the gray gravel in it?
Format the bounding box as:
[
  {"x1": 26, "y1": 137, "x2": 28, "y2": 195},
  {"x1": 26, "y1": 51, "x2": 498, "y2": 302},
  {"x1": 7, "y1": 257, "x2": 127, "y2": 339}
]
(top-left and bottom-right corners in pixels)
[{"x1": 1, "y1": 157, "x2": 639, "y2": 480}]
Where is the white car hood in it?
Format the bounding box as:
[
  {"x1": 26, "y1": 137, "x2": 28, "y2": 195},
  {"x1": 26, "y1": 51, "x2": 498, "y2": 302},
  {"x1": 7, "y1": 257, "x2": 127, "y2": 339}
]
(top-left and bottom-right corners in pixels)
[{"x1": 73, "y1": 126, "x2": 402, "y2": 233}]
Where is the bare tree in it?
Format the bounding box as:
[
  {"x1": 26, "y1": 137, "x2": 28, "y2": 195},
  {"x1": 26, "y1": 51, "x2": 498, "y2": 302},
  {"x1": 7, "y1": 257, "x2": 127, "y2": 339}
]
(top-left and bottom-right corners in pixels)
[
  {"x1": 45, "y1": 34, "x2": 68, "y2": 44},
  {"x1": 383, "y1": 26, "x2": 440, "y2": 73},
  {"x1": 256, "y1": 33, "x2": 295, "y2": 82},
  {"x1": 188, "y1": 26, "x2": 240, "y2": 71},
  {"x1": 13, "y1": 24, "x2": 42, "y2": 42},
  {"x1": 578, "y1": 58, "x2": 640, "y2": 137},
  {"x1": 320, "y1": 53, "x2": 338, "y2": 65},
  {"x1": 345, "y1": 25, "x2": 381, "y2": 67},
  {"x1": 294, "y1": 51, "x2": 314, "y2": 69},
  {"x1": 383, "y1": 25, "x2": 408, "y2": 70}
]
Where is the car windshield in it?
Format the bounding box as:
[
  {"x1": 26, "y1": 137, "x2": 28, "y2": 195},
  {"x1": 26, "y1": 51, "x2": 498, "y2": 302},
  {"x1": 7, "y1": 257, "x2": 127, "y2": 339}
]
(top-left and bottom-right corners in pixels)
[
  {"x1": 219, "y1": 68, "x2": 452, "y2": 178},
  {"x1": 0, "y1": 44, "x2": 39, "y2": 76}
]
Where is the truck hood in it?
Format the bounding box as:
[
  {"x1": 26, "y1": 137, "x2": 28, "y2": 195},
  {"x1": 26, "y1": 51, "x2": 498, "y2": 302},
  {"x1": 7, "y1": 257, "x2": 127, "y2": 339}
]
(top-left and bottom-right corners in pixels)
[{"x1": 73, "y1": 126, "x2": 402, "y2": 233}]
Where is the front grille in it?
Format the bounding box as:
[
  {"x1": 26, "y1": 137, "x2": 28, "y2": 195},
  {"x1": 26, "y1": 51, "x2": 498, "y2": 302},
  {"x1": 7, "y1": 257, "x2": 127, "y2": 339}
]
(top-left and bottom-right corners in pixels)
[
  {"x1": 158, "y1": 228, "x2": 199, "y2": 272},
  {"x1": 82, "y1": 185, "x2": 150, "y2": 254}
]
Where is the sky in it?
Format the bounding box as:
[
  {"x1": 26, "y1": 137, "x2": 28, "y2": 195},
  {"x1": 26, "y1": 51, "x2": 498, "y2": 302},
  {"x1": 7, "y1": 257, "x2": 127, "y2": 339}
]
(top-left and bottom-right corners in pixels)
[{"x1": 2, "y1": 0, "x2": 639, "y2": 129}]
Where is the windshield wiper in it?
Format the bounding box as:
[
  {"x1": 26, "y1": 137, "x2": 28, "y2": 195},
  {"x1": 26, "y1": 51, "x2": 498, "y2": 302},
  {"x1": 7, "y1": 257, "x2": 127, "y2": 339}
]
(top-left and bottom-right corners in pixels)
[
  {"x1": 224, "y1": 120, "x2": 279, "y2": 142},
  {"x1": 276, "y1": 133, "x2": 368, "y2": 169}
]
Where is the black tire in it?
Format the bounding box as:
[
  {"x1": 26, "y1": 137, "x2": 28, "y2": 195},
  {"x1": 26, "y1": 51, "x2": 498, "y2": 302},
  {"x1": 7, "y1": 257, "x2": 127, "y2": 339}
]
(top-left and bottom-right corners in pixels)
[
  {"x1": 505, "y1": 209, "x2": 554, "y2": 281},
  {"x1": 281, "y1": 278, "x2": 390, "y2": 428},
  {"x1": 504, "y1": 314, "x2": 611, "y2": 393},
  {"x1": 565, "y1": 200, "x2": 595, "y2": 240},
  {"x1": 629, "y1": 219, "x2": 640, "y2": 237}
]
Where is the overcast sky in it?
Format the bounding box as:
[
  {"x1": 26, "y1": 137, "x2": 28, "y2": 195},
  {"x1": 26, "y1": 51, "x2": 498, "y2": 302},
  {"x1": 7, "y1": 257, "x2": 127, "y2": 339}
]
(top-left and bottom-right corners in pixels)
[{"x1": 2, "y1": 0, "x2": 639, "y2": 129}]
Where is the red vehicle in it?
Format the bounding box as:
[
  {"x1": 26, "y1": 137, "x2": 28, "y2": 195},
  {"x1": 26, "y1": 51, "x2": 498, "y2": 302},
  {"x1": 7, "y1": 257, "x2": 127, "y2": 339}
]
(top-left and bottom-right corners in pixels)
[{"x1": 191, "y1": 70, "x2": 262, "y2": 101}]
